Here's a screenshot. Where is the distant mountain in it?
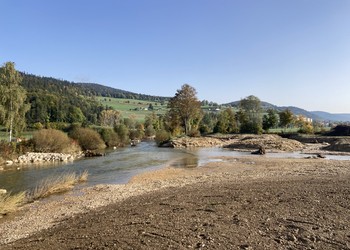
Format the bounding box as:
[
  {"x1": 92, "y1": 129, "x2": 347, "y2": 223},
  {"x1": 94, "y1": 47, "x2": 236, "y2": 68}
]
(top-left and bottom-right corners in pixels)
[
  {"x1": 226, "y1": 100, "x2": 350, "y2": 122},
  {"x1": 311, "y1": 111, "x2": 350, "y2": 122}
]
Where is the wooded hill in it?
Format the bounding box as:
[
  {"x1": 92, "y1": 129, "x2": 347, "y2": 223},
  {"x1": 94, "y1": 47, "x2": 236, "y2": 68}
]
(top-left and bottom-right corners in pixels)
[{"x1": 21, "y1": 73, "x2": 169, "y2": 126}]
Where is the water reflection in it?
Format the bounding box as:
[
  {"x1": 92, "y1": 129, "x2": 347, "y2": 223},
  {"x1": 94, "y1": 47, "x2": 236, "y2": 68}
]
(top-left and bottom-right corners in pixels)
[{"x1": 170, "y1": 156, "x2": 199, "y2": 168}]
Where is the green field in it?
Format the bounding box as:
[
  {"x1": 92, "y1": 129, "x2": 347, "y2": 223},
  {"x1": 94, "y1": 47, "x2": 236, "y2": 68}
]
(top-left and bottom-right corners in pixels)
[
  {"x1": 0, "y1": 129, "x2": 33, "y2": 141},
  {"x1": 97, "y1": 97, "x2": 168, "y2": 121}
]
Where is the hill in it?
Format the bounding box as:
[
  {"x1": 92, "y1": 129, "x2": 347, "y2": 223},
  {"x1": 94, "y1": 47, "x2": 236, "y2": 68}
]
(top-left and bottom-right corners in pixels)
[
  {"x1": 21, "y1": 73, "x2": 169, "y2": 101},
  {"x1": 20, "y1": 73, "x2": 170, "y2": 125},
  {"x1": 311, "y1": 111, "x2": 350, "y2": 122},
  {"x1": 226, "y1": 100, "x2": 350, "y2": 122}
]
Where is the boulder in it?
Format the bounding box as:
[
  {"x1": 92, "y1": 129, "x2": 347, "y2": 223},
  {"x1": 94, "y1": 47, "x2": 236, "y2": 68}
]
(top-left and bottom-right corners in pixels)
[{"x1": 251, "y1": 146, "x2": 266, "y2": 155}]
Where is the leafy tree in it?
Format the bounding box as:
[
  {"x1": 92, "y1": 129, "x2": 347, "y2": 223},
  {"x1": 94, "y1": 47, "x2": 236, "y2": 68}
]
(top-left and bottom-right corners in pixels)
[
  {"x1": 262, "y1": 109, "x2": 279, "y2": 132},
  {"x1": 214, "y1": 108, "x2": 238, "y2": 134},
  {"x1": 199, "y1": 112, "x2": 218, "y2": 134},
  {"x1": 295, "y1": 115, "x2": 314, "y2": 134},
  {"x1": 100, "y1": 110, "x2": 121, "y2": 127},
  {"x1": 238, "y1": 95, "x2": 263, "y2": 134},
  {"x1": 0, "y1": 62, "x2": 30, "y2": 141},
  {"x1": 167, "y1": 84, "x2": 202, "y2": 136},
  {"x1": 279, "y1": 109, "x2": 294, "y2": 128},
  {"x1": 67, "y1": 106, "x2": 85, "y2": 123},
  {"x1": 100, "y1": 128, "x2": 121, "y2": 147},
  {"x1": 114, "y1": 124, "x2": 129, "y2": 145}
]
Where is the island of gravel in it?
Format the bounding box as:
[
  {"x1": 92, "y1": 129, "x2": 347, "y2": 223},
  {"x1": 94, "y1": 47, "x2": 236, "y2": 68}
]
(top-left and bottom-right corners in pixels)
[{"x1": 0, "y1": 134, "x2": 350, "y2": 249}]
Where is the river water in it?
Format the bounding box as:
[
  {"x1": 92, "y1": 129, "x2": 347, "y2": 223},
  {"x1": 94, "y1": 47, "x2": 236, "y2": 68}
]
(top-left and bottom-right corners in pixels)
[{"x1": 1, "y1": 142, "x2": 350, "y2": 194}]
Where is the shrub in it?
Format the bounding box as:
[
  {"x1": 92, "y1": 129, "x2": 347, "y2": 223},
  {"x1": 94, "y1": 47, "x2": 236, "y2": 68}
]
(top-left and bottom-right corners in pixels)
[
  {"x1": 188, "y1": 129, "x2": 201, "y2": 137},
  {"x1": 144, "y1": 125, "x2": 156, "y2": 137},
  {"x1": 155, "y1": 130, "x2": 170, "y2": 146},
  {"x1": 0, "y1": 141, "x2": 16, "y2": 159},
  {"x1": 100, "y1": 128, "x2": 121, "y2": 147},
  {"x1": 69, "y1": 127, "x2": 106, "y2": 150},
  {"x1": 114, "y1": 124, "x2": 130, "y2": 146},
  {"x1": 32, "y1": 129, "x2": 80, "y2": 153},
  {"x1": 33, "y1": 122, "x2": 44, "y2": 130}
]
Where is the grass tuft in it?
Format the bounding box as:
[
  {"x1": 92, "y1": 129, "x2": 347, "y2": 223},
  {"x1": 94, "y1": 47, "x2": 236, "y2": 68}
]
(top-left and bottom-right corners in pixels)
[
  {"x1": 27, "y1": 171, "x2": 89, "y2": 201},
  {"x1": 0, "y1": 192, "x2": 26, "y2": 216},
  {"x1": 78, "y1": 170, "x2": 89, "y2": 182}
]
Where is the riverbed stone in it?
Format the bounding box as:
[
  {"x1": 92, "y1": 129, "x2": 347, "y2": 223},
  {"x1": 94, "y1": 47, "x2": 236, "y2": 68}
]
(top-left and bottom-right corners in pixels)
[{"x1": 16, "y1": 152, "x2": 77, "y2": 164}]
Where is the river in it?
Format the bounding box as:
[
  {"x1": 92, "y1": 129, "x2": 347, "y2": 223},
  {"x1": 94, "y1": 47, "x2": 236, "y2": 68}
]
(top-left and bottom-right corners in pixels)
[{"x1": 1, "y1": 141, "x2": 350, "y2": 194}]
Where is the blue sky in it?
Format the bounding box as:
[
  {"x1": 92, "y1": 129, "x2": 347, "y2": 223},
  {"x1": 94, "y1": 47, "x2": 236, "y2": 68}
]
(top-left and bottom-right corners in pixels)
[{"x1": 1, "y1": 0, "x2": 350, "y2": 113}]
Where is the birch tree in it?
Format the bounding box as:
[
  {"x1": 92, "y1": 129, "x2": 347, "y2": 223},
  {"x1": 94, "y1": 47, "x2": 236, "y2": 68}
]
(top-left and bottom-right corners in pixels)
[{"x1": 0, "y1": 62, "x2": 29, "y2": 141}]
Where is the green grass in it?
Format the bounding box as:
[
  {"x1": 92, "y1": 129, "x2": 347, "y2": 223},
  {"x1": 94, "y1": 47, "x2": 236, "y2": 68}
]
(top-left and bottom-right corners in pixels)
[
  {"x1": 0, "y1": 129, "x2": 34, "y2": 141},
  {"x1": 98, "y1": 97, "x2": 168, "y2": 121}
]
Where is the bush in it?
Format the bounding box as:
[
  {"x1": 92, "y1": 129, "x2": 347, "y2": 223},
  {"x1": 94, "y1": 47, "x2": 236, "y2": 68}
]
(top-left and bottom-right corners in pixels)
[
  {"x1": 114, "y1": 124, "x2": 130, "y2": 146},
  {"x1": 188, "y1": 129, "x2": 201, "y2": 137},
  {"x1": 155, "y1": 130, "x2": 171, "y2": 146},
  {"x1": 69, "y1": 127, "x2": 106, "y2": 150},
  {"x1": 0, "y1": 141, "x2": 16, "y2": 159},
  {"x1": 33, "y1": 122, "x2": 44, "y2": 130},
  {"x1": 100, "y1": 128, "x2": 121, "y2": 147},
  {"x1": 32, "y1": 129, "x2": 80, "y2": 153}
]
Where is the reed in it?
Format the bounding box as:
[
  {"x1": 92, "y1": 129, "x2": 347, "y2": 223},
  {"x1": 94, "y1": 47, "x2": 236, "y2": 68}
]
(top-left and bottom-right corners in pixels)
[
  {"x1": 27, "y1": 171, "x2": 89, "y2": 201},
  {"x1": 0, "y1": 192, "x2": 26, "y2": 216}
]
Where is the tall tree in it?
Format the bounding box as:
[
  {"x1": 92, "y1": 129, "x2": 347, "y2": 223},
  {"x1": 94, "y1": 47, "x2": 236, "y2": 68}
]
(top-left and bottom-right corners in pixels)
[
  {"x1": 214, "y1": 108, "x2": 238, "y2": 134},
  {"x1": 238, "y1": 95, "x2": 263, "y2": 134},
  {"x1": 0, "y1": 62, "x2": 29, "y2": 141},
  {"x1": 262, "y1": 108, "x2": 279, "y2": 132},
  {"x1": 167, "y1": 84, "x2": 202, "y2": 136},
  {"x1": 279, "y1": 109, "x2": 294, "y2": 129}
]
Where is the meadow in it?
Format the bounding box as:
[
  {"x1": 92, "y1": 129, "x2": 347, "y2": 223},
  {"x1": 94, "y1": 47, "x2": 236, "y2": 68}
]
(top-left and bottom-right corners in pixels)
[{"x1": 97, "y1": 97, "x2": 168, "y2": 121}]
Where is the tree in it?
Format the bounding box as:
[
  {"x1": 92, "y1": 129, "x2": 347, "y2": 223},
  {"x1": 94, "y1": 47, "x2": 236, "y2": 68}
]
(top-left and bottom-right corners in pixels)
[
  {"x1": 100, "y1": 109, "x2": 121, "y2": 127},
  {"x1": 67, "y1": 106, "x2": 85, "y2": 123},
  {"x1": 0, "y1": 62, "x2": 30, "y2": 141},
  {"x1": 214, "y1": 108, "x2": 238, "y2": 134},
  {"x1": 199, "y1": 112, "x2": 218, "y2": 134},
  {"x1": 262, "y1": 109, "x2": 279, "y2": 132},
  {"x1": 167, "y1": 84, "x2": 202, "y2": 136},
  {"x1": 238, "y1": 95, "x2": 263, "y2": 134},
  {"x1": 279, "y1": 109, "x2": 294, "y2": 129}
]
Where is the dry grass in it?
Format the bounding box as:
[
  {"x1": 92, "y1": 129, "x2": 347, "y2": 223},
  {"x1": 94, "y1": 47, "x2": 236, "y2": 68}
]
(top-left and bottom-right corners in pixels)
[
  {"x1": 0, "y1": 171, "x2": 88, "y2": 216},
  {"x1": 78, "y1": 170, "x2": 89, "y2": 182},
  {"x1": 27, "y1": 171, "x2": 89, "y2": 201},
  {"x1": 0, "y1": 192, "x2": 26, "y2": 216}
]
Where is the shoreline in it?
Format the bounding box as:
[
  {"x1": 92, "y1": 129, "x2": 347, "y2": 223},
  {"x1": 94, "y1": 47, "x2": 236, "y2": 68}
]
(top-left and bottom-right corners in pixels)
[{"x1": 1, "y1": 156, "x2": 350, "y2": 248}]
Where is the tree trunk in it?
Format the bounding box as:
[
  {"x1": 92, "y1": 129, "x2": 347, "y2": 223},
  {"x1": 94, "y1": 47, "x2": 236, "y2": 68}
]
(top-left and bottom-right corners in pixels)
[{"x1": 9, "y1": 116, "x2": 13, "y2": 142}]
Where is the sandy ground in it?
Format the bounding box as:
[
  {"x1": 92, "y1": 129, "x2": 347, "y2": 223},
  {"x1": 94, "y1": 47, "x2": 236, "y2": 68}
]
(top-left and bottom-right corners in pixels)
[{"x1": 1, "y1": 156, "x2": 350, "y2": 249}]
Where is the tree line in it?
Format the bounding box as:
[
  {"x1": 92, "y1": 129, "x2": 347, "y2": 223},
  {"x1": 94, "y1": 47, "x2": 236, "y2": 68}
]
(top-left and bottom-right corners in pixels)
[{"x1": 0, "y1": 62, "x2": 314, "y2": 147}]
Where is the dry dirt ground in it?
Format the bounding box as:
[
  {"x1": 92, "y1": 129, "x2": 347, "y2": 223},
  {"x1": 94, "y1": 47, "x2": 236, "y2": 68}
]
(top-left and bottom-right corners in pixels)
[{"x1": 1, "y1": 157, "x2": 350, "y2": 250}]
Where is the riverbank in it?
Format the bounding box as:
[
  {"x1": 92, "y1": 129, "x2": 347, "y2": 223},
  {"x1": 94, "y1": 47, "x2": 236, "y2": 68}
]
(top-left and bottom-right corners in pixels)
[{"x1": 1, "y1": 156, "x2": 350, "y2": 249}]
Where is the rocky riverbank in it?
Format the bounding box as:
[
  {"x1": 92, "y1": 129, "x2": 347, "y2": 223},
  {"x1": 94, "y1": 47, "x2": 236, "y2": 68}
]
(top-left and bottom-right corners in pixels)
[{"x1": 5, "y1": 152, "x2": 81, "y2": 166}]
